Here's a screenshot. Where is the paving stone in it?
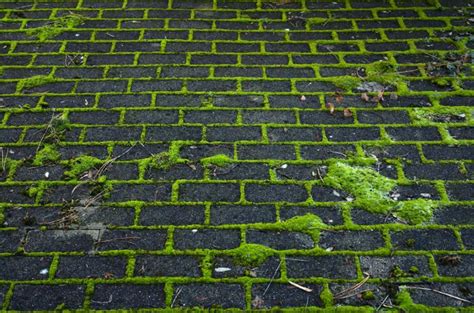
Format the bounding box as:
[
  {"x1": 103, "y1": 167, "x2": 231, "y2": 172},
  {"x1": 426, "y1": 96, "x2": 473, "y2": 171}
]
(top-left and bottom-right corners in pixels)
[
  {"x1": 97, "y1": 230, "x2": 167, "y2": 251},
  {"x1": 391, "y1": 229, "x2": 460, "y2": 251},
  {"x1": 56, "y1": 256, "x2": 127, "y2": 278},
  {"x1": 139, "y1": 205, "x2": 205, "y2": 226},
  {"x1": 319, "y1": 230, "x2": 385, "y2": 251},
  {"x1": 25, "y1": 230, "x2": 98, "y2": 252},
  {"x1": 210, "y1": 204, "x2": 275, "y2": 225},
  {"x1": 286, "y1": 255, "x2": 357, "y2": 279},
  {"x1": 360, "y1": 255, "x2": 432, "y2": 278},
  {"x1": 174, "y1": 228, "x2": 241, "y2": 250},
  {"x1": 179, "y1": 182, "x2": 240, "y2": 202},
  {"x1": 246, "y1": 229, "x2": 314, "y2": 250},
  {"x1": 91, "y1": 284, "x2": 165, "y2": 309},
  {"x1": 10, "y1": 284, "x2": 85, "y2": 310},
  {"x1": 172, "y1": 283, "x2": 245, "y2": 309},
  {"x1": 134, "y1": 255, "x2": 202, "y2": 277},
  {"x1": 435, "y1": 254, "x2": 474, "y2": 277},
  {"x1": 251, "y1": 283, "x2": 323, "y2": 308},
  {"x1": 407, "y1": 283, "x2": 474, "y2": 307},
  {"x1": 245, "y1": 183, "x2": 308, "y2": 203},
  {"x1": 0, "y1": 256, "x2": 52, "y2": 280},
  {"x1": 280, "y1": 206, "x2": 344, "y2": 226}
]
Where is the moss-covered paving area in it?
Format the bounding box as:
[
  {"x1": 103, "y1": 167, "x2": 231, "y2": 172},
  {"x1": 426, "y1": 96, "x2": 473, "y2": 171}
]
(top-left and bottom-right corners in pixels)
[{"x1": 0, "y1": 0, "x2": 473, "y2": 311}]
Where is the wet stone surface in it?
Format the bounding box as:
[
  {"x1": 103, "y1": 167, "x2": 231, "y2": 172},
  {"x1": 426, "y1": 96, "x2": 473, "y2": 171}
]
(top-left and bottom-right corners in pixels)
[{"x1": 0, "y1": 0, "x2": 473, "y2": 310}]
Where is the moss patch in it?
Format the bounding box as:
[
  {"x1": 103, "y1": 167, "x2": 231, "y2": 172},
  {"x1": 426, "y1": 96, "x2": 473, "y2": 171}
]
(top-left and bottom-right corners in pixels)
[
  {"x1": 229, "y1": 243, "x2": 274, "y2": 267},
  {"x1": 26, "y1": 13, "x2": 85, "y2": 41},
  {"x1": 281, "y1": 213, "x2": 326, "y2": 237},
  {"x1": 32, "y1": 144, "x2": 61, "y2": 166},
  {"x1": 332, "y1": 76, "x2": 361, "y2": 92},
  {"x1": 200, "y1": 154, "x2": 233, "y2": 167},
  {"x1": 324, "y1": 161, "x2": 437, "y2": 224},
  {"x1": 17, "y1": 75, "x2": 57, "y2": 92},
  {"x1": 64, "y1": 155, "x2": 103, "y2": 180}
]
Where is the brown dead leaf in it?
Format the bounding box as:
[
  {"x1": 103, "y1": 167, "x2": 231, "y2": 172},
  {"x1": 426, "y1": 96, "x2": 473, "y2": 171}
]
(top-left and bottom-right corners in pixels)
[
  {"x1": 361, "y1": 93, "x2": 369, "y2": 102},
  {"x1": 335, "y1": 91, "x2": 344, "y2": 104},
  {"x1": 343, "y1": 108, "x2": 353, "y2": 117},
  {"x1": 326, "y1": 102, "x2": 335, "y2": 114}
]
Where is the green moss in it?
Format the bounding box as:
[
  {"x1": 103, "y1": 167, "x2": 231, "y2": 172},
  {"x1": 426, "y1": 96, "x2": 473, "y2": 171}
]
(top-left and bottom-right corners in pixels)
[
  {"x1": 229, "y1": 244, "x2": 274, "y2": 267},
  {"x1": 32, "y1": 144, "x2": 61, "y2": 166},
  {"x1": 281, "y1": 213, "x2": 326, "y2": 237},
  {"x1": 324, "y1": 161, "x2": 396, "y2": 214},
  {"x1": 64, "y1": 155, "x2": 102, "y2": 179},
  {"x1": 394, "y1": 199, "x2": 437, "y2": 225},
  {"x1": 364, "y1": 61, "x2": 409, "y2": 94},
  {"x1": 200, "y1": 154, "x2": 233, "y2": 167},
  {"x1": 26, "y1": 13, "x2": 85, "y2": 41},
  {"x1": 395, "y1": 288, "x2": 433, "y2": 313},
  {"x1": 409, "y1": 266, "x2": 419, "y2": 274},
  {"x1": 17, "y1": 75, "x2": 56, "y2": 92},
  {"x1": 432, "y1": 77, "x2": 452, "y2": 87},
  {"x1": 361, "y1": 290, "x2": 375, "y2": 301},
  {"x1": 307, "y1": 17, "x2": 328, "y2": 27},
  {"x1": 332, "y1": 76, "x2": 361, "y2": 92},
  {"x1": 324, "y1": 161, "x2": 437, "y2": 224},
  {"x1": 412, "y1": 107, "x2": 468, "y2": 124},
  {"x1": 144, "y1": 151, "x2": 179, "y2": 170},
  {"x1": 27, "y1": 186, "x2": 39, "y2": 198}
]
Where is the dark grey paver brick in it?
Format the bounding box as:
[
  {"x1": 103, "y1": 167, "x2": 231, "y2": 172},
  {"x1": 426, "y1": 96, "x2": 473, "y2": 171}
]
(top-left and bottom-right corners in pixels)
[
  {"x1": 391, "y1": 229, "x2": 460, "y2": 251},
  {"x1": 360, "y1": 255, "x2": 432, "y2": 278},
  {"x1": 56, "y1": 256, "x2": 127, "y2": 278},
  {"x1": 25, "y1": 230, "x2": 97, "y2": 252},
  {"x1": 246, "y1": 230, "x2": 314, "y2": 250},
  {"x1": 97, "y1": 230, "x2": 167, "y2": 251},
  {"x1": 0, "y1": 256, "x2": 52, "y2": 280},
  {"x1": 319, "y1": 230, "x2": 385, "y2": 251},
  {"x1": 210, "y1": 204, "x2": 276, "y2": 225},
  {"x1": 91, "y1": 284, "x2": 165, "y2": 309},
  {"x1": 172, "y1": 283, "x2": 245, "y2": 309},
  {"x1": 139, "y1": 205, "x2": 205, "y2": 226},
  {"x1": 245, "y1": 183, "x2": 308, "y2": 203},
  {"x1": 10, "y1": 284, "x2": 85, "y2": 310},
  {"x1": 179, "y1": 182, "x2": 240, "y2": 202},
  {"x1": 286, "y1": 255, "x2": 357, "y2": 279},
  {"x1": 252, "y1": 283, "x2": 323, "y2": 308},
  {"x1": 134, "y1": 255, "x2": 202, "y2": 277},
  {"x1": 174, "y1": 228, "x2": 241, "y2": 250}
]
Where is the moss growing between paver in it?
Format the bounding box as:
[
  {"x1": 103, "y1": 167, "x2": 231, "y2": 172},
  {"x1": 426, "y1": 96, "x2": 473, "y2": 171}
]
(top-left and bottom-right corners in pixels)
[
  {"x1": 332, "y1": 76, "x2": 361, "y2": 92},
  {"x1": 17, "y1": 75, "x2": 57, "y2": 92},
  {"x1": 324, "y1": 161, "x2": 437, "y2": 224},
  {"x1": 412, "y1": 107, "x2": 468, "y2": 124},
  {"x1": 229, "y1": 244, "x2": 274, "y2": 267},
  {"x1": 200, "y1": 154, "x2": 233, "y2": 167},
  {"x1": 64, "y1": 155, "x2": 102, "y2": 180},
  {"x1": 281, "y1": 213, "x2": 326, "y2": 238},
  {"x1": 26, "y1": 13, "x2": 85, "y2": 41},
  {"x1": 32, "y1": 144, "x2": 60, "y2": 166}
]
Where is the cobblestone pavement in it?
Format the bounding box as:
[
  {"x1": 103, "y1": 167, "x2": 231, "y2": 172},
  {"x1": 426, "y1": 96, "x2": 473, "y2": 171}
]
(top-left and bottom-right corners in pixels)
[{"x1": 0, "y1": 0, "x2": 473, "y2": 311}]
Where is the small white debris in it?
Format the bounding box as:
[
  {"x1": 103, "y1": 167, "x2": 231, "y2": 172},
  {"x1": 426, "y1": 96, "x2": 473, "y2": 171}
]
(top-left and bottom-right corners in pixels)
[
  {"x1": 214, "y1": 267, "x2": 231, "y2": 273},
  {"x1": 75, "y1": 33, "x2": 79, "y2": 37},
  {"x1": 284, "y1": 28, "x2": 290, "y2": 31},
  {"x1": 325, "y1": 247, "x2": 334, "y2": 252},
  {"x1": 44, "y1": 172, "x2": 50, "y2": 178},
  {"x1": 328, "y1": 219, "x2": 334, "y2": 224},
  {"x1": 84, "y1": 98, "x2": 89, "y2": 106},
  {"x1": 300, "y1": 95, "x2": 306, "y2": 101},
  {"x1": 40, "y1": 269, "x2": 48, "y2": 275},
  {"x1": 281, "y1": 164, "x2": 288, "y2": 169},
  {"x1": 346, "y1": 196, "x2": 354, "y2": 202},
  {"x1": 420, "y1": 193, "x2": 431, "y2": 198},
  {"x1": 332, "y1": 190, "x2": 340, "y2": 197},
  {"x1": 191, "y1": 229, "x2": 198, "y2": 233}
]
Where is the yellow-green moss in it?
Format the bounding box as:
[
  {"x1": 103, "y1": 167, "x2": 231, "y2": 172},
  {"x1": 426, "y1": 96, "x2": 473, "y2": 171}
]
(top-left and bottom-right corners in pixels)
[
  {"x1": 17, "y1": 75, "x2": 56, "y2": 92},
  {"x1": 412, "y1": 107, "x2": 468, "y2": 124},
  {"x1": 32, "y1": 144, "x2": 61, "y2": 166},
  {"x1": 64, "y1": 155, "x2": 102, "y2": 179},
  {"x1": 324, "y1": 161, "x2": 396, "y2": 214},
  {"x1": 365, "y1": 61, "x2": 409, "y2": 94},
  {"x1": 332, "y1": 76, "x2": 361, "y2": 92},
  {"x1": 324, "y1": 161, "x2": 437, "y2": 224},
  {"x1": 394, "y1": 199, "x2": 437, "y2": 225},
  {"x1": 281, "y1": 213, "x2": 326, "y2": 238},
  {"x1": 229, "y1": 243, "x2": 274, "y2": 267},
  {"x1": 200, "y1": 154, "x2": 233, "y2": 167},
  {"x1": 26, "y1": 13, "x2": 85, "y2": 41}
]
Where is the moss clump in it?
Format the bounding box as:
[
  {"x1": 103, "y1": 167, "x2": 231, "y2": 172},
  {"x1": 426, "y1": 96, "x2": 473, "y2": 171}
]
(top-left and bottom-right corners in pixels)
[
  {"x1": 230, "y1": 244, "x2": 274, "y2": 267},
  {"x1": 332, "y1": 76, "x2": 361, "y2": 92},
  {"x1": 394, "y1": 288, "x2": 434, "y2": 313},
  {"x1": 64, "y1": 155, "x2": 102, "y2": 179},
  {"x1": 364, "y1": 61, "x2": 409, "y2": 93},
  {"x1": 281, "y1": 213, "x2": 326, "y2": 234},
  {"x1": 27, "y1": 13, "x2": 85, "y2": 41},
  {"x1": 324, "y1": 161, "x2": 396, "y2": 214},
  {"x1": 412, "y1": 107, "x2": 467, "y2": 124},
  {"x1": 394, "y1": 199, "x2": 437, "y2": 225},
  {"x1": 17, "y1": 75, "x2": 56, "y2": 92},
  {"x1": 200, "y1": 154, "x2": 233, "y2": 167},
  {"x1": 324, "y1": 161, "x2": 437, "y2": 224},
  {"x1": 145, "y1": 151, "x2": 179, "y2": 170},
  {"x1": 361, "y1": 290, "x2": 376, "y2": 300},
  {"x1": 32, "y1": 144, "x2": 61, "y2": 166}
]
